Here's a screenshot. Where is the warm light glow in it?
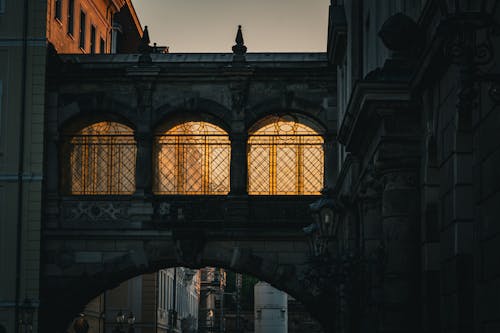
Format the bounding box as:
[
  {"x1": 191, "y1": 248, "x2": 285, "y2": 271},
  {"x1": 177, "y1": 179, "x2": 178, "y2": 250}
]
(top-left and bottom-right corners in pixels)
[
  {"x1": 248, "y1": 116, "x2": 324, "y2": 195},
  {"x1": 154, "y1": 122, "x2": 230, "y2": 195},
  {"x1": 68, "y1": 122, "x2": 136, "y2": 195}
]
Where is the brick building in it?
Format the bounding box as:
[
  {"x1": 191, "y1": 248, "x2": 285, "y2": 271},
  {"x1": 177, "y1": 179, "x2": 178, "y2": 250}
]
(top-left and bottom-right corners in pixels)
[{"x1": 46, "y1": 0, "x2": 142, "y2": 54}]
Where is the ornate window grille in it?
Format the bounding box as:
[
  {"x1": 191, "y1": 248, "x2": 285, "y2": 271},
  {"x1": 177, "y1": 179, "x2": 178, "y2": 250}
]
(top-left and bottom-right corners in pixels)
[
  {"x1": 66, "y1": 122, "x2": 136, "y2": 195},
  {"x1": 248, "y1": 116, "x2": 324, "y2": 195},
  {"x1": 154, "y1": 122, "x2": 230, "y2": 195}
]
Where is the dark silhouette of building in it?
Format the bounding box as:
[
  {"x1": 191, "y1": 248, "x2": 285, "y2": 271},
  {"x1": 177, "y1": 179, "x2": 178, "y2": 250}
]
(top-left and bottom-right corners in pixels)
[{"x1": 327, "y1": 0, "x2": 500, "y2": 332}]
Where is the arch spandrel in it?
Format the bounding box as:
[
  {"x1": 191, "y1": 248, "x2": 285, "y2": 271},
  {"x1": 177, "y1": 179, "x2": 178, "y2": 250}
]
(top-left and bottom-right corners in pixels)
[
  {"x1": 152, "y1": 98, "x2": 233, "y2": 133},
  {"x1": 245, "y1": 97, "x2": 329, "y2": 134},
  {"x1": 57, "y1": 94, "x2": 138, "y2": 132}
]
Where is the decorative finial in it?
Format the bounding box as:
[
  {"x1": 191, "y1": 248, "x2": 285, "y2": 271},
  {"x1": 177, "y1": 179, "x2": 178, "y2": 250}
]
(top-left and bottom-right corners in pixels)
[
  {"x1": 138, "y1": 25, "x2": 152, "y2": 64},
  {"x1": 232, "y1": 25, "x2": 247, "y2": 58},
  {"x1": 139, "y1": 26, "x2": 151, "y2": 51}
]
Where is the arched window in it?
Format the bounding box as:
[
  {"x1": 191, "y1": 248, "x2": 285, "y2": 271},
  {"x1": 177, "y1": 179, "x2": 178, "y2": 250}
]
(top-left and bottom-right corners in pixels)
[
  {"x1": 248, "y1": 116, "x2": 324, "y2": 195},
  {"x1": 154, "y1": 121, "x2": 230, "y2": 195},
  {"x1": 66, "y1": 122, "x2": 136, "y2": 194}
]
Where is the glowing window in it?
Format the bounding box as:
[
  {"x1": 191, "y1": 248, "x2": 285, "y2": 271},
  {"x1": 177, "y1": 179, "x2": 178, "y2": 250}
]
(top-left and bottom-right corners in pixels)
[
  {"x1": 154, "y1": 122, "x2": 230, "y2": 195},
  {"x1": 248, "y1": 116, "x2": 324, "y2": 195},
  {"x1": 67, "y1": 122, "x2": 136, "y2": 194}
]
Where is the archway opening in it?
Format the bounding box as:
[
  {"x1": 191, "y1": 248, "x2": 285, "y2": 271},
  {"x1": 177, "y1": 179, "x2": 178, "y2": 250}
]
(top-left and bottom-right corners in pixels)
[{"x1": 67, "y1": 267, "x2": 324, "y2": 333}]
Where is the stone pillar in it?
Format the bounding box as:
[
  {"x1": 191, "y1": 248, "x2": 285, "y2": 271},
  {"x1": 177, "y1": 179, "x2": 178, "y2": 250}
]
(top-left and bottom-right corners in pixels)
[
  {"x1": 379, "y1": 170, "x2": 419, "y2": 333},
  {"x1": 323, "y1": 133, "x2": 337, "y2": 193},
  {"x1": 128, "y1": 128, "x2": 154, "y2": 227},
  {"x1": 134, "y1": 128, "x2": 153, "y2": 198},
  {"x1": 229, "y1": 132, "x2": 248, "y2": 196},
  {"x1": 45, "y1": 92, "x2": 60, "y2": 228},
  {"x1": 126, "y1": 67, "x2": 159, "y2": 225},
  {"x1": 357, "y1": 183, "x2": 384, "y2": 333},
  {"x1": 226, "y1": 132, "x2": 248, "y2": 223}
]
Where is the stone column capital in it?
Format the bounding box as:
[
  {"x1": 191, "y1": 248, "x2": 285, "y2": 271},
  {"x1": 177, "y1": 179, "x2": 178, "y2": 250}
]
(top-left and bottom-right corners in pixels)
[{"x1": 381, "y1": 170, "x2": 418, "y2": 190}]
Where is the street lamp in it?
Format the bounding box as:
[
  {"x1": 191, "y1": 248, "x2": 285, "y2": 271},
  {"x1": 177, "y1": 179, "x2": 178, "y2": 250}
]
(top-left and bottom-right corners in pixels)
[
  {"x1": 127, "y1": 312, "x2": 135, "y2": 333},
  {"x1": 306, "y1": 198, "x2": 337, "y2": 258},
  {"x1": 73, "y1": 313, "x2": 89, "y2": 333},
  {"x1": 113, "y1": 310, "x2": 125, "y2": 333}
]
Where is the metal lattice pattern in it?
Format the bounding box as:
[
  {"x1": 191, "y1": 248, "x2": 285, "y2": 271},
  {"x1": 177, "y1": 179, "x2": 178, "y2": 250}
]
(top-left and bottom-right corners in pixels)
[
  {"x1": 68, "y1": 122, "x2": 136, "y2": 195},
  {"x1": 248, "y1": 117, "x2": 324, "y2": 195},
  {"x1": 154, "y1": 122, "x2": 230, "y2": 195}
]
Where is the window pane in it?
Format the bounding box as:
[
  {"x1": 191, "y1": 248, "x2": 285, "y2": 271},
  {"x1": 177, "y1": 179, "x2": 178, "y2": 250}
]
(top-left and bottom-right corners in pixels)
[
  {"x1": 79, "y1": 10, "x2": 86, "y2": 50},
  {"x1": 248, "y1": 116, "x2": 324, "y2": 195},
  {"x1": 154, "y1": 122, "x2": 230, "y2": 195},
  {"x1": 55, "y1": 0, "x2": 62, "y2": 20},
  {"x1": 67, "y1": 122, "x2": 136, "y2": 195},
  {"x1": 90, "y1": 25, "x2": 96, "y2": 54},
  {"x1": 67, "y1": 0, "x2": 74, "y2": 35}
]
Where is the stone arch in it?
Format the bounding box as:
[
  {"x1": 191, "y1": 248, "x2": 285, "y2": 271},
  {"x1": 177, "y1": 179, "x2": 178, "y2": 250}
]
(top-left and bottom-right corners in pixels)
[
  {"x1": 58, "y1": 94, "x2": 137, "y2": 132},
  {"x1": 153, "y1": 98, "x2": 232, "y2": 133},
  {"x1": 40, "y1": 240, "x2": 334, "y2": 333},
  {"x1": 246, "y1": 97, "x2": 328, "y2": 134},
  {"x1": 59, "y1": 109, "x2": 137, "y2": 135}
]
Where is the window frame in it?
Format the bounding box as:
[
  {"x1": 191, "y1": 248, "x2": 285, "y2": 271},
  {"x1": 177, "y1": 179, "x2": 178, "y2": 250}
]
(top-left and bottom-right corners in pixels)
[
  {"x1": 99, "y1": 37, "x2": 105, "y2": 53},
  {"x1": 67, "y1": 0, "x2": 74, "y2": 36},
  {"x1": 247, "y1": 116, "x2": 324, "y2": 195},
  {"x1": 54, "y1": 0, "x2": 62, "y2": 21},
  {"x1": 79, "y1": 9, "x2": 86, "y2": 51},
  {"x1": 63, "y1": 122, "x2": 137, "y2": 195},
  {"x1": 90, "y1": 24, "x2": 96, "y2": 54},
  {"x1": 153, "y1": 121, "x2": 231, "y2": 195}
]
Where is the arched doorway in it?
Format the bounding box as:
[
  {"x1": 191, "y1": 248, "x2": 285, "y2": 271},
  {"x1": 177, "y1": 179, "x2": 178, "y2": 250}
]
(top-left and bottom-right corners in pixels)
[{"x1": 68, "y1": 267, "x2": 324, "y2": 333}]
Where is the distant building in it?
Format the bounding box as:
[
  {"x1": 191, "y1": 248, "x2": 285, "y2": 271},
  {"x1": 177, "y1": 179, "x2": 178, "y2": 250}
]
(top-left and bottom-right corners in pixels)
[
  {"x1": 254, "y1": 282, "x2": 287, "y2": 333},
  {"x1": 157, "y1": 268, "x2": 200, "y2": 333},
  {"x1": 198, "y1": 267, "x2": 226, "y2": 333},
  {"x1": 69, "y1": 268, "x2": 200, "y2": 333}
]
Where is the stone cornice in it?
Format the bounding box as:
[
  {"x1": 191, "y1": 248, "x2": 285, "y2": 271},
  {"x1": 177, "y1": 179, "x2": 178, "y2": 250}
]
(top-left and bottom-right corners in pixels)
[
  {"x1": 332, "y1": 153, "x2": 358, "y2": 198},
  {"x1": 327, "y1": 5, "x2": 347, "y2": 66},
  {"x1": 338, "y1": 80, "x2": 412, "y2": 152}
]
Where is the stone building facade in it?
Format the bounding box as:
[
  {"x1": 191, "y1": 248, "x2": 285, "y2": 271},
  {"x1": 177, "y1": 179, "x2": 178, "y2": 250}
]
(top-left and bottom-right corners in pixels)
[
  {"x1": 0, "y1": 0, "x2": 142, "y2": 332},
  {"x1": 0, "y1": 1, "x2": 48, "y2": 332},
  {"x1": 328, "y1": 0, "x2": 500, "y2": 332},
  {"x1": 40, "y1": 47, "x2": 336, "y2": 332}
]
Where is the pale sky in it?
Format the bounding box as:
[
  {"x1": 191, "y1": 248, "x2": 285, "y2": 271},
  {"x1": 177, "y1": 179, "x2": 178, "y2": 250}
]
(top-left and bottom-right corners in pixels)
[{"x1": 131, "y1": 0, "x2": 330, "y2": 53}]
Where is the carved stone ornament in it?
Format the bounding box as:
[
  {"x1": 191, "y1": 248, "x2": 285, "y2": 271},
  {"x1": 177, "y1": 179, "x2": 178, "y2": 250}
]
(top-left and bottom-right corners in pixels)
[
  {"x1": 62, "y1": 201, "x2": 129, "y2": 222},
  {"x1": 298, "y1": 256, "x2": 338, "y2": 297},
  {"x1": 382, "y1": 171, "x2": 417, "y2": 190},
  {"x1": 358, "y1": 165, "x2": 383, "y2": 201},
  {"x1": 230, "y1": 81, "x2": 249, "y2": 112}
]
